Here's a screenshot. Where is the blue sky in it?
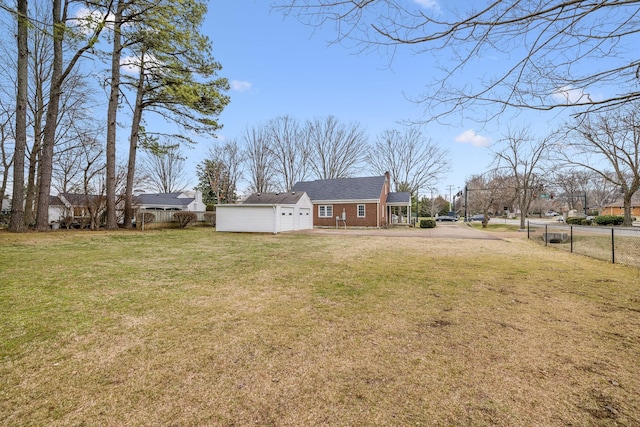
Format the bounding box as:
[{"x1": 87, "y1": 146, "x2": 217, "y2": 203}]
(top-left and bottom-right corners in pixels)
[{"x1": 182, "y1": 0, "x2": 498, "y2": 198}]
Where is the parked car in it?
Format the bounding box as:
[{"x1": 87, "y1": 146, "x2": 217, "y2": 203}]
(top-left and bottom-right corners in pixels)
[
  {"x1": 469, "y1": 214, "x2": 489, "y2": 222},
  {"x1": 436, "y1": 215, "x2": 457, "y2": 222},
  {"x1": 545, "y1": 211, "x2": 560, "y2": 217}
]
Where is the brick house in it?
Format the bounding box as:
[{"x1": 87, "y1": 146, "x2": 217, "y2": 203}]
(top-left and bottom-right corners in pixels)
[
  {"x1": 291, "y1": 172, "x2": 411, "y2": 228},
  {"x1": 601, "y1": 197, "x2": 640, "y2": 217}
]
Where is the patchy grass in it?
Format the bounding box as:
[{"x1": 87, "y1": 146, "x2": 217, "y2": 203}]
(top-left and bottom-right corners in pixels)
[
  {"x1": 1, "y1": 228, "x2": 639, "y2": 426},
  {"x1": 468, "y1": 222, "x2": 522, "y2": 232}
]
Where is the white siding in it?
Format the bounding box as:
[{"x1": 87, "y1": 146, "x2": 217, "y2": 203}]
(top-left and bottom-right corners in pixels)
[
  {"x1": 48, "y1": 206, "x2": 66, "y2": 223},
  {"x1": 216, "y1": 192, "x2": 314, "y2": 233},
  {"x1": 216, "y1": 205, "x2": 276, "y2": 233}
]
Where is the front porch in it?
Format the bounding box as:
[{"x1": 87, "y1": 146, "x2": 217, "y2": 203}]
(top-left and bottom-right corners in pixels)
[{"x1": 387, "y1": 192, "x2": 412, "y2": 226}]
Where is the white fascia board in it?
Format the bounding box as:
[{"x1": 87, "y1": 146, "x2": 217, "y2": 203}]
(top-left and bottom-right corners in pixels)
[
  {"x1": 311, "y1": 199, "x2": 379, "y2": 204},
  {"x1": 240, "y1": 203, "x2": 297, "y2": 207}
]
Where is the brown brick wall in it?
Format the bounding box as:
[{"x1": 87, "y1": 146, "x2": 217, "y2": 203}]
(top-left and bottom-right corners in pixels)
[
  {"x1": 602, "y1": 206, "x2": 640, "y2": 216},
  {"x1": 313, "y1": 203, "x2": 382, "y2": 227}
]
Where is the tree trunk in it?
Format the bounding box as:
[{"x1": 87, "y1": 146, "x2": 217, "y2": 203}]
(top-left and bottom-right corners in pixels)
[
  {"x1": 105, "y1": 1, "x2": 123, "y2": 230},
  {"x1": 8, "y1": 0, "x2": 29, "y2": 233},
  {"x1": 34, "y1": 0, "x2": 63, "y2": 231},
  {"x1": 123, "y1": 59, "x2": 146, "y2": 228},
  {"x1": 24, "y1": 96, "x2": 43, "y2": 227}
]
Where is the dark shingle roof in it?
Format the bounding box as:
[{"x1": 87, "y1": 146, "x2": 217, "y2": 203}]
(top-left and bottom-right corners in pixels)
[
  {"x1": 387, "y1": 192, "x2": 411, "y2": 204},
  {"x1": 243, "y1": 192, "x2": 306, "y2": 205},
  {"x1": 49, "y1": 195, "x2": 64, "y2": 206},
  {"x1": 292, "y1": 176, "x2": 386, "y2": 201},
  {"x1": 59, "y1": 193, "x2": 103, "y2": 206},
  {"x1": 135, "y1": 193, "x2": 194, "y2": 207}
]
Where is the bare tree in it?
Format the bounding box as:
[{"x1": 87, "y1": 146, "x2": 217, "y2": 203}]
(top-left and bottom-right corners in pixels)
[
  {"x1": 197, "y1": 140, "x2": 243, "y2": 205},
  {"x1": 276, "y1": 1, "x2": 640, "y2": 122},
  {"x1": 558, "y1": 109, "x2": 640, "y2": 226},
  {"x1": 140, "y1": 144, "x2": 188, "y2": 193},
  {"x1": 34, "y1": 0, "x2": 111, "y2": 231},
  {"x1": 588, "y1": 172, "x2": 620, "y2": 213},
  {"x1": 306, "y1": 115, "x2": 368, "y2": 179},
  {"x1": 466, "y1": 172, "x2": 514, "y2": 228},
  {"x1": 366, "y1": 127, "x2": 449, "y2": 197},
  {"x1": 242, "y1": 125, "x2": 275, "y2": 194},
  {"x1": 0, "y1": 100, "x2": 14, "y2": 209},
  {"x1": 493, "y1": 128, "x2": 550, "y2": 229},
  {"x1": 7, "y1": 0, "x2": 28, "y2": 232},
  {"x1": 51, "y1": 133, "x2": 103, "y2": 193},
  {"x1": 267, "y1": 115, "x2": 308, "y2": 191},
  {"x1": 550, "y1": 168, "x2": 592, "y2": 213}
]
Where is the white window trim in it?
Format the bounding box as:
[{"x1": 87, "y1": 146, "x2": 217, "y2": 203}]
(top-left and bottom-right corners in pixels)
[
  {"x1": 357, "y1": 204, "x2": 366, "y2": 218},
  {"x1": 318, "y1": 205, "x2": 333, "y2": 218}
]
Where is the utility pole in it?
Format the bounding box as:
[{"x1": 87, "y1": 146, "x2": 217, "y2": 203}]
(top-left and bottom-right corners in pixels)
[{"x1": 446, "y1": 184, "x2": 455, "y2": 213}]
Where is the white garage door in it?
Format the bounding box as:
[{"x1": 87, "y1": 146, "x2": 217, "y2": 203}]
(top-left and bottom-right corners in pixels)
[
  {"x1": 297, "y1": 208, "x2": 311, "y2": 230},
  {"x1": 280, "y1": 207, "x2": 294, "y2": 231}
]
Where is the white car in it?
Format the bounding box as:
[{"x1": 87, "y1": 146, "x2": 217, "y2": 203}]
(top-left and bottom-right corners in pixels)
[{"x1": 545, "y1": 211, "x2": 560, "y2": 217}]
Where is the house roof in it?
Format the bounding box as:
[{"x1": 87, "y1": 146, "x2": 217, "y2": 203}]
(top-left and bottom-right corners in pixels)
[
  {"x1": 292, "y1": 175, "x2": 387, "y2": 201},
  {"x1": 387, "y1": 192, "x2": 411, "y2": 205},
  {"x1": 243, "y1": 192, "x2": 307, "y2": 205},
  {"x1": 58, "y1": 193, "x2": 103, "y2": 206},
  {"x1": 49, "y1": 195, "x2": 64, "y2": 206},
  {"x1": 135, "y1": 193, "x2": 194, "y2": 207}
]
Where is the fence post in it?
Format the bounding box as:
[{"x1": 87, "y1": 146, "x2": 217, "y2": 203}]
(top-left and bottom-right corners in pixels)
[
  {"x1": 570, "y1": 225, "x2": 573, "y2": 253},
  {"x1": 545, "y1": 224, "x2": 548, "y2": 246},
  {"x1": 611, "y1": 228, "x2": 615, "y2": 264},
  {"x1": 527, "y1": 221, "x2": 530, "y2": 239}
]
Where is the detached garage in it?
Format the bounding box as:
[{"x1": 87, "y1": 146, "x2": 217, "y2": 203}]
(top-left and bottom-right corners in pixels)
[{"x1": 215, "y1": 191, "x2": 313, "y2": 233}]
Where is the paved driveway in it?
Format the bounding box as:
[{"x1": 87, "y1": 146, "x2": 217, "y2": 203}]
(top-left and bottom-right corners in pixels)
[{"x1": 300, "y1": 223, "x2": 515, "y2": 240}]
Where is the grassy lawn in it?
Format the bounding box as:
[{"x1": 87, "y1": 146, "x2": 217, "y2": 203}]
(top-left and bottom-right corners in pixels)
[
  {"x1": 1, "y1": 228, "x2": 639, "y2": 426},
  {"x1": 467, "y1": 222, "x2": 522, "y2": 232}
]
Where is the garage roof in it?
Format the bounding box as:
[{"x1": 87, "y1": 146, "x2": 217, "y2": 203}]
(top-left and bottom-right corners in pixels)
[{"x1": 243, "y1": 192, "x2": 307, "y2": 205}]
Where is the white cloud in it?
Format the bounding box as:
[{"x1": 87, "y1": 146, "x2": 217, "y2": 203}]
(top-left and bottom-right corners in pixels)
[
  {"x1": 72, "y1": 7, "x2": 114, "y2": 35},
  {"x1": 413, "y1": 0, "x2": 440, "y2": 10},
  {"x1": 455, "y1": 130, "x2": 491, "y2": 147},
  {"x1": 230, "y1": 80, "x2": 252, "y2": 92},
  {"x1": 552, "y1": 85, "x2": 592, "y2": 104},
  {"x1": 120, "y1": 54, "x2": 163, "y2": 75}
]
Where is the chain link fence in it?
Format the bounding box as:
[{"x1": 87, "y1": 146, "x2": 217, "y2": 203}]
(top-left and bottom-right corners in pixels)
[{"x1": 527, "y1": 221, "x2": 640, "y2": 267}]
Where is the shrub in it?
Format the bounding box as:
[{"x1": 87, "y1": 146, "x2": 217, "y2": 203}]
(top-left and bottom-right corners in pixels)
[
  {"x1": 174, "y1": 212, "x2": 197, "y2": 229},
  {"x1": 0, "y1": 212, "x2": 9, "y2": 227},
  {"x1": 203, "y1": 212, "x2": 216, "y2": 227},
  {"x1": 206, "y1": 203, "x2": 216, "y2": 211},
  {"x1": 593, "y1": 215, "x2": 624, "y2": 226},
  {"x1": 581, "y1": 219, "x2": 592, "y2": 226},
  {"x1": 565, "y1": 217, "x2": 584, "y2": 225},
  {"x1": 60, "y1": 216, "x2": 75, "y2": 229},
  {"x1": 136, "y1": 212, "x2": 155, "y2": 228},
  {"x1": 420, "y1": 219, "x2": 436, "y2": 228}
]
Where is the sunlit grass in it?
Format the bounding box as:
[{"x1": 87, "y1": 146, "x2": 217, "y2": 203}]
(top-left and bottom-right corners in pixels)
[
  {"x1": 1, "y1": 228, "x2": 639, "y2": 426},
  {"x1": 468, "y1": 221, "x2": 521, "y2": 232}
]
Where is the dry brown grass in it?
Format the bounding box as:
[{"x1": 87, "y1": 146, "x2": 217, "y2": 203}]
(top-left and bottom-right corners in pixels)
[{"x1": 1, "y1": 228, "x2": 639, "y2": 426}]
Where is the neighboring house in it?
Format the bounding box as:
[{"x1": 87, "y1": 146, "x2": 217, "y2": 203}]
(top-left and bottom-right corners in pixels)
[
  {"x1": 601, "y1": 197, "x2": 640, "y2": 217},
  {"x1": 1, "y1": 196, "x2": 10, "y2": 214},
  {"x1": 48, "y1": 191, "x2": 205, "y2": 224},
  {"x1": 134, "y1": 190, "x2": 204, "y2": 212},
  {"x1": 291, "y1": 172, "x2": 411, "y2": 228},
  {"x1": 48, "y1": 195, "x2": 66, "y2": 223},
  {"x1": 49, "y1": 193, "x2": 106, "y2": 225},
  {"x1": 215, "y1": 191, "x2": 313, "y2": 233}
]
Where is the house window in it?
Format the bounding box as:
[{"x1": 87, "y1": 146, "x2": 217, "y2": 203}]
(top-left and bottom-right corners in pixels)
[
  {"x1": 318, "y1": 205, "x2": 333, "y2": 218},
  {"x1": 357, "y1": 204, "x2": 366, "y2": 218}
]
